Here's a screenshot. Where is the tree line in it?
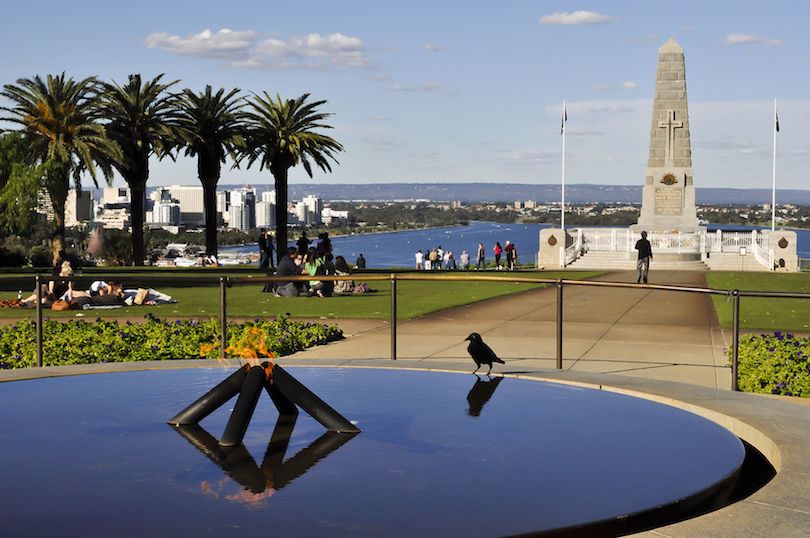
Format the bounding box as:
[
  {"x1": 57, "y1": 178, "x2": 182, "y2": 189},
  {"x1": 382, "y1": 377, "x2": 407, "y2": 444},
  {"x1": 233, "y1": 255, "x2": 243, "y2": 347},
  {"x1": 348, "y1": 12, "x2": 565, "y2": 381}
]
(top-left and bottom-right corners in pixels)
[{"x1": 0, "y1": 73, "x2": 343, "y2": 267}]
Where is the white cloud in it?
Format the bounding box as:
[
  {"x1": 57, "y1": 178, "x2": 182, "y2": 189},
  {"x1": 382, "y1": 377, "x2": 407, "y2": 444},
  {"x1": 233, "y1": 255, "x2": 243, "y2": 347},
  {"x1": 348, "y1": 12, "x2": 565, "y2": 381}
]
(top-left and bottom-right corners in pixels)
[
  {"x1": 391, "y1": 83, "x2": 441, "y2": 92},
  {"x1": 143, "y1": 29, "x2": 260, "y2": 59},
  {"x1": 369, "y1": 116, "x2": 394, "y2": 121},
  {"x1": 724, "y1": 34, "x2": 784, "y2": 46},
  {"x1": 539, "y1": 11, "x2": 616, "y2": 25},
  {"x1": 369, "y1": 73, "x2": 390, "y2": 81},
  {"x1": 425, "y1": 43, "x2": 442, "y2": 51},
  {"x1": 143, "y1": 29, "x2": 373, "y2": 70},
  {"x1": 592, "y1": 82, "x2": 638, "y2": 91}
]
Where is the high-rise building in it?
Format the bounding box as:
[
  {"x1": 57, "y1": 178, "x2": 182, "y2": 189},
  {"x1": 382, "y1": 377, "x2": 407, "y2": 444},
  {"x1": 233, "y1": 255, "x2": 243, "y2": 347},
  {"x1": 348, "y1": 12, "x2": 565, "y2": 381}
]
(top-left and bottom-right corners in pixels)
[
  {"x1": 229, "y1": 187, "x2": 256, "y2": 231},
  {"x1": 65, "y1": 190, "x2": 93, "y2": 226},
  {"x1": 302, "y1": 195, "x2": 323, "y2": 226},
  {"x1": 256, "y1": 200, "x2": 275, "y2": 229},
  {"x1": 163, "y1": 185, "x2": 205, "y2": 226},
  {"x1": 148, "y1": 187, "x2": 181, "y2": 225}
]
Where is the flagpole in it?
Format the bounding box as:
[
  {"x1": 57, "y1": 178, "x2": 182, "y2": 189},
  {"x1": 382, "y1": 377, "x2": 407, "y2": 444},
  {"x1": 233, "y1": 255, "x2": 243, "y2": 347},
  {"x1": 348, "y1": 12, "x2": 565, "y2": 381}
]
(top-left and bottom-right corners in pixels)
[
  {"x1": 561, "y1": 100, "x2": 566, "y2": 231},
  {"x1": 772, "y1": 97, "x2": 778, "y2": 231}
]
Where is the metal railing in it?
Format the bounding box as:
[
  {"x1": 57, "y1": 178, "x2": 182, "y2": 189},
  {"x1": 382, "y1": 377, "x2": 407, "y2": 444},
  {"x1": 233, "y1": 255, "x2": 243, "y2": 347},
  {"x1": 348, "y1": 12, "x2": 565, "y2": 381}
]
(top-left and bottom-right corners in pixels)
[
  {"x1": 567, "y1": 228, "x2": 774, "y2": 271},
  {"x1": 9, "y1": 272, "x2": 810, "y2": 392}
]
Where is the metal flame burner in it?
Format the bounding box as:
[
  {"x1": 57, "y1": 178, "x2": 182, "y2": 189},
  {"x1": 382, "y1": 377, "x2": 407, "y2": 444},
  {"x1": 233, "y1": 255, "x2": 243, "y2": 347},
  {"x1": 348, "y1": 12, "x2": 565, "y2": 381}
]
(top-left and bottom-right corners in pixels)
[{"x1": 0, "y1": 367, "x2": 745, "y2": 538}]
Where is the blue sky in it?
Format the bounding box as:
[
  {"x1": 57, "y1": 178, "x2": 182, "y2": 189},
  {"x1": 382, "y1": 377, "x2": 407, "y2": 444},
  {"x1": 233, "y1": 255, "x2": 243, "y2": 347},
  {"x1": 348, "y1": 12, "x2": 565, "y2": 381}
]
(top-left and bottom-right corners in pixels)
[{"x1": 1, "y1": 0, "x2": 808, "y2": 192}]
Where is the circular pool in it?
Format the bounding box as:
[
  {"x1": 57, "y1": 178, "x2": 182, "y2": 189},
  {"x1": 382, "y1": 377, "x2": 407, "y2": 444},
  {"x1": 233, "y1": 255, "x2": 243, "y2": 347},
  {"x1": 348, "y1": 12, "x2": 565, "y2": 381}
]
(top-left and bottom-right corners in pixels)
[{"x1": 0, "y1": 367, "x2": 745, "y2": 537}]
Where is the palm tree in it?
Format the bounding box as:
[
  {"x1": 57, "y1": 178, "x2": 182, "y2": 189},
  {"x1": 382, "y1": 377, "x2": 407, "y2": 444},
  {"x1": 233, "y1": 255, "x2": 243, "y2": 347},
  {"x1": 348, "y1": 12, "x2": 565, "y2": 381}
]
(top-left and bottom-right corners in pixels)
[
  {"x1": 1, "y1": 73, "x2": 120, "y2": 265},
  {"x1": 99, "y1": 74, "x2": 184, "y2": 265},
  {"x1": 242, "y1": 93, "x2": 343, "y2": 252},
  {"x1": 178, "y1": 86, "x2": 246, "y2": 256}
]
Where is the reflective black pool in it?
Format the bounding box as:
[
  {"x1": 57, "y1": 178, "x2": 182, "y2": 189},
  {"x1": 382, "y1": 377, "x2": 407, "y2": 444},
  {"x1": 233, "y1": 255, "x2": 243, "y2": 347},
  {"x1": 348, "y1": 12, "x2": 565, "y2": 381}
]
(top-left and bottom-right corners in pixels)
[{"x1": 0, "y1": 367, "x2": 745, "y2": 537}]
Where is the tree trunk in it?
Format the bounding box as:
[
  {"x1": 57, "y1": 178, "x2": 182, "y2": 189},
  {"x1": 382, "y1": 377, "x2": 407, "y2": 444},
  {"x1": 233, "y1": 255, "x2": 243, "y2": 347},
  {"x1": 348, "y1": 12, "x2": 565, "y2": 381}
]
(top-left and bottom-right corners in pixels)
[
  {"x1": 272, "y1": 166, "x2": 289, "y2": 256},
  {"x1": 48, "y1": 170, "x2": 69, "y2": 267},
  {"x1": 130, "y1": 181, "x2": 146, "y2": 266},
  {"x1": 198, "y1": 154, "x2": 221, "y2": 257}
]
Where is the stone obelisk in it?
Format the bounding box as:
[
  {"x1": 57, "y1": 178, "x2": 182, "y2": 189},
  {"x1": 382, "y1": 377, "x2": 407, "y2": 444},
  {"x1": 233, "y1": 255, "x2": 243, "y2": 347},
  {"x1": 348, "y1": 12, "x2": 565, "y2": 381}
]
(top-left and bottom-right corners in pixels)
[{"x1": 634, "y1": 38, "x2": 701, "y2": 231}]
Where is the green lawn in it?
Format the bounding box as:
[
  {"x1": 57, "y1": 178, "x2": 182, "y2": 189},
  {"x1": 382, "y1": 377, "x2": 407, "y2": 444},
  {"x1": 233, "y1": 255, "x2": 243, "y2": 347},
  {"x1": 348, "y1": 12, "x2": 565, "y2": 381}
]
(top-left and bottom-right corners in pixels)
[
  {"x1": 707, "y1": 272, "x2": 810, "y2": 332},
  {"x1": 0, "y1": 268, "x2": 603, "y2": 321}
]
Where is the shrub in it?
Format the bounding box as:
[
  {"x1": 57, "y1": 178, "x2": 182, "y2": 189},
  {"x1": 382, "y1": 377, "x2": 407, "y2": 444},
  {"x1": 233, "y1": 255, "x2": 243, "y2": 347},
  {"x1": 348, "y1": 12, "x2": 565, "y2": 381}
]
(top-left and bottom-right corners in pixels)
[
  {"x1": 0, "y1": 247, "x2": 26, "y2": 267},
  {"x1": 0, "y1": 314, "x2": 343, "y2": 369},
  {"x1": 29, "y1": 246, "x2": 52, "y2": 267},
  {"x1": 729, "y1": 331, "x2": 810, "y2": 397}
]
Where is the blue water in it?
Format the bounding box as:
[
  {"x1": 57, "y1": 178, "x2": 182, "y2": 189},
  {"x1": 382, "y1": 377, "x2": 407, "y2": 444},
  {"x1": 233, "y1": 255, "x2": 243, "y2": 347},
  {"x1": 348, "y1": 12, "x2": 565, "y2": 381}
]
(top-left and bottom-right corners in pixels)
[{"x1": 223, "y1": 222, "x2": 810, "y2": 269}]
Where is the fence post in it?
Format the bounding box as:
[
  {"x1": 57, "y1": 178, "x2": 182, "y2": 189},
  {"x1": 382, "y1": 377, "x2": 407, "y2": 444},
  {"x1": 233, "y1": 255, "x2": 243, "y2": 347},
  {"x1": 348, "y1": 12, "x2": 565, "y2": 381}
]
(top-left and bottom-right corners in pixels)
[
  {"x1": 731, "y1": 290, "x2": 740, "y2": 392},
  {"x1": 220, "y1": 277, "x2": 228, "y2": 360},
  {"x1": 556, "y1": 278, "x2": 563, "y2": 369},
  {"x1": 35, "y1": 275, "x2": 43, "y2": 368},
  {"x1": 390, "y1": 274, "x2": 397, "y2": 360}
]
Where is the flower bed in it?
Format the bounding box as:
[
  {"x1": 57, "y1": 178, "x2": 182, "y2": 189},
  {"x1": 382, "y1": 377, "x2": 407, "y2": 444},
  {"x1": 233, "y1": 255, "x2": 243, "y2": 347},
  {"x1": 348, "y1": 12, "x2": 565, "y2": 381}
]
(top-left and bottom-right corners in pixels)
[
  {"x1": 0, "y1": 313, "x2": 343, "y2": 369},
  {"x1": 730, "y1": 331, "x2": 810, "y2": 397}
]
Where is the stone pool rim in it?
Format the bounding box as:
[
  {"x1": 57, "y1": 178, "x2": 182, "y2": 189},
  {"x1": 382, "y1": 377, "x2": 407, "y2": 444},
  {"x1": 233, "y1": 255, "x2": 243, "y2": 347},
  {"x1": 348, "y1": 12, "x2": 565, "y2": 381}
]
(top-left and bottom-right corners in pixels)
[{"x1": 2, "y1": 357, "x2": 807, "y2": 537}]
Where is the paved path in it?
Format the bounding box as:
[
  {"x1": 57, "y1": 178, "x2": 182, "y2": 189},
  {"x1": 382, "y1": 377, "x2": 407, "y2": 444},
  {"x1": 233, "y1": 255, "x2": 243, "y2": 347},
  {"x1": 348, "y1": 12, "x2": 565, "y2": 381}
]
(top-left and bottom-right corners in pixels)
[{"x1": 294, "y1": 270, "x2": 732, "y2": 390}]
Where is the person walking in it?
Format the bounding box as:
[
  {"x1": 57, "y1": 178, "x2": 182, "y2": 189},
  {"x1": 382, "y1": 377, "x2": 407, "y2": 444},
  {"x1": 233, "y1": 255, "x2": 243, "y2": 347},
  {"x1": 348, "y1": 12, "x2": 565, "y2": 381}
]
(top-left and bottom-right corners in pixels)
[
  {"x1": 476, "y1": 243, "x2": 485, "y2": 271},
  {"x1": 635, "y1": 231, "x2": 653, "y2": 284}
]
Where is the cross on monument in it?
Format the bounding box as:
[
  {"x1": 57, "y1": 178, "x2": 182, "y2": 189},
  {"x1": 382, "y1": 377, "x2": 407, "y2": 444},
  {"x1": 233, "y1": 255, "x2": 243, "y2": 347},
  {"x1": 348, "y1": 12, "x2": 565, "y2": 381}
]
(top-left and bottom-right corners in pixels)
[{"x1": 658, "y1": 110, "x2": 683, "y2": 167}]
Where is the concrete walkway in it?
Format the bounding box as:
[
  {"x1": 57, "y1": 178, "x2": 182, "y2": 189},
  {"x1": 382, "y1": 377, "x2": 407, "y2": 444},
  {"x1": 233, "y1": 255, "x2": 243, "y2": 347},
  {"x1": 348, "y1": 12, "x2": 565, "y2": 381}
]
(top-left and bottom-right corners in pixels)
[{"x1": 295, "y1": 270, "x2": 732, "y2": 390}]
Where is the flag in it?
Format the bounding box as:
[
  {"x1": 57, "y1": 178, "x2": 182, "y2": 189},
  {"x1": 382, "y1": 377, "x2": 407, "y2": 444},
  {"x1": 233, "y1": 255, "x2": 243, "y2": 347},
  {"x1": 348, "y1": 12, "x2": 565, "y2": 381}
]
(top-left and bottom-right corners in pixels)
[
  {"x1": 560, "y1": 103, "x2": 567, "y2": 135},
  {"x1": 775, "y1": 110, "x2": 780, "y2": 132}
]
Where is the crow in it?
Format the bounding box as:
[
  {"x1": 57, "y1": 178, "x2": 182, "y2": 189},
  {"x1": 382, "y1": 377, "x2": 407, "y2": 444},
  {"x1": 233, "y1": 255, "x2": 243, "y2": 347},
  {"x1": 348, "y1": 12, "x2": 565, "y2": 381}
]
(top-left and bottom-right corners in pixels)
[{"x1": 465, "y1": 333, "x2": 505, "y2": 375}]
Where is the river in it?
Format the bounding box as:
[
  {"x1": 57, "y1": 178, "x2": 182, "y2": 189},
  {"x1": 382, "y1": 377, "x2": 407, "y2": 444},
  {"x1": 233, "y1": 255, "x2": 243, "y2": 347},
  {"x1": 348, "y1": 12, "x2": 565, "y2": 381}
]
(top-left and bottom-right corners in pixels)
[{"x1": 222, "y1": 222, "x2": 810, "y2": 269}]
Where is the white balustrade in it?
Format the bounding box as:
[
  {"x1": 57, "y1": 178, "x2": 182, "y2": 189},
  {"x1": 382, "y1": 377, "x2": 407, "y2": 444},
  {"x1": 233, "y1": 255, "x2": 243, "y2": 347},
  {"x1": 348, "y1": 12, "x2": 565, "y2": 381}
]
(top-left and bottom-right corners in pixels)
[{"x1": 560, "y1": 228, "x2": 772, "y2": 270}]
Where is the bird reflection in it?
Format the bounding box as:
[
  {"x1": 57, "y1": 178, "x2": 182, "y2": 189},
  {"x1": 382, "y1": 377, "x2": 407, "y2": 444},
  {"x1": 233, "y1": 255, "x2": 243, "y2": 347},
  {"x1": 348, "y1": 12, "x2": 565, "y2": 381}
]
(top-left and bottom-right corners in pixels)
[
  {"x1": 466, "y1": 375, "x2": 504, "y2": 417},
  {"x1": 170, "y1": 414, "x2": 358, "y2": 502}
]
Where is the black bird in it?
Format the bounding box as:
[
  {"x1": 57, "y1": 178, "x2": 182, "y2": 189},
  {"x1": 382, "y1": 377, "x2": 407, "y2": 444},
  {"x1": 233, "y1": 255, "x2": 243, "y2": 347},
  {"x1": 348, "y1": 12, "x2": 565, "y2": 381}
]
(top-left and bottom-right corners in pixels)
[{"x1": 465, "y1": 333, "x2": 505, "y2": 375}]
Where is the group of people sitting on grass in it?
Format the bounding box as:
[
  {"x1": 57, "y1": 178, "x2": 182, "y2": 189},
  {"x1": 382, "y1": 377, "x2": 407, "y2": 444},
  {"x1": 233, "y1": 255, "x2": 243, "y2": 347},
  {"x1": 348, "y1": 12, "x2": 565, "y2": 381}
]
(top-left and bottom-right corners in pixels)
[
  {"x1": 16, "y1": 261, "x2": 128, "y2": 309},
  {"x1": 265, "y1": 247, "x2": 357, "y2": 297}
]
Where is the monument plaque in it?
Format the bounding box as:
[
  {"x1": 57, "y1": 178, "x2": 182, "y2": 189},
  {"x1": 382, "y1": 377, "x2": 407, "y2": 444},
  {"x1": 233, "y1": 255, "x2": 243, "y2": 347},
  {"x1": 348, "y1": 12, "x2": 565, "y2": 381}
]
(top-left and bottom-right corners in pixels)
[{"x1": 634, "y1": 39, "x2": 702, "y2": 232}]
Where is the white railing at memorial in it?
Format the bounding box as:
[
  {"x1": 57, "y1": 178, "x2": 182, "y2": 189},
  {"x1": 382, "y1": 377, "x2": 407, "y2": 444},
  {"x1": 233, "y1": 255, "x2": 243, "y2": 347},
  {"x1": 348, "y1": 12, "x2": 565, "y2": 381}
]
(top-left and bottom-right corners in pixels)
[
  {"x1": 577, "y1": 229, "x2": 702, "y2": 253},
  {"x1": 562, "y1": 228, "x2": 773, "y2": 270},
  {"x1": 751, "y1": 230, "x2": 775, "y2": 271},
  {"x1": 560, "y1": 229, "x2": 583, "y2": 267}
]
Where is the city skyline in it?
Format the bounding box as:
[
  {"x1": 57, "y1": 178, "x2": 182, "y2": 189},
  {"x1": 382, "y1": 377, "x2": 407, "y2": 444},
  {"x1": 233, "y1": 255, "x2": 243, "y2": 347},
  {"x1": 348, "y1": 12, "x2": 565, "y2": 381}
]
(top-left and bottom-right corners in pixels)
[{"x1": 1, "y1": 1, "x2": 807, "y2": 192}]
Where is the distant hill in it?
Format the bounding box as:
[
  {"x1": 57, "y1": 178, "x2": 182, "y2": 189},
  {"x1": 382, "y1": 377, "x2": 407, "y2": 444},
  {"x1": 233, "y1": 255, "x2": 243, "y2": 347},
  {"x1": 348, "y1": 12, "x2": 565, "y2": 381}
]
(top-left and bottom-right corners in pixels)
[
  {"x1": 130, "y1": 183, "x2": 810, "y2": 205},
  {"x1": 214, "y1": 183, "x2": 810, "y2": 205}
]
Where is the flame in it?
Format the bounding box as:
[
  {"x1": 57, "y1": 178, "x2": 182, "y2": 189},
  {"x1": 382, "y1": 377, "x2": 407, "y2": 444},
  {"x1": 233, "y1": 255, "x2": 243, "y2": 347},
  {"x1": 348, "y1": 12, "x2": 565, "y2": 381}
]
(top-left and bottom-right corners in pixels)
[{"x1": 200, "y1": 326, "x2": 276, "y2": 373}]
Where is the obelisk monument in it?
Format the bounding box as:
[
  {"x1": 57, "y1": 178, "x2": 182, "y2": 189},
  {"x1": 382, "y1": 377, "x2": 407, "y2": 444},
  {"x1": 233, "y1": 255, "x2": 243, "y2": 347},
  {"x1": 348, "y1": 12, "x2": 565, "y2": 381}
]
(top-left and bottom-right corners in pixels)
[{"x1": 634, "y1": 38, "x2": 701, "y2": 231}]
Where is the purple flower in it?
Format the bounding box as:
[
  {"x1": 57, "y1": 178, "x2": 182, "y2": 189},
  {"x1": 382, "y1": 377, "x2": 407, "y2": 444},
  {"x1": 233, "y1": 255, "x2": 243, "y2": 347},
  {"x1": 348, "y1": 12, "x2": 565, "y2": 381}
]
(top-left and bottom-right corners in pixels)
[
  {"x1": 775, "y1": 331, "x2": 784, "y2": 341},
  {"x1": 769, "y1": 347, "x2": 775, "y2": 353}
]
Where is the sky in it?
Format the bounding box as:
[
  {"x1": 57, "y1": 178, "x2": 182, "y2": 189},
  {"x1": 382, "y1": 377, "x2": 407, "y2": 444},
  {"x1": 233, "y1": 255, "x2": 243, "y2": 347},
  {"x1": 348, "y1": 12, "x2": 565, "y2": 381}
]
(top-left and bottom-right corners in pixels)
[{"x1": 0, "y1": 0, "x2": 808, "y2": 193}]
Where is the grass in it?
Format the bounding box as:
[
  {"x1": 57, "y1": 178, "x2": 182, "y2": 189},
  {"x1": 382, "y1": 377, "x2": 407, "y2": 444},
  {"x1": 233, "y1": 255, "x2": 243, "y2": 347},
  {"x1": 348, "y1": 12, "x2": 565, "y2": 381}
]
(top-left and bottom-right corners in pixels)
[
  {"x1": 0, "y1": 268, "x2": 603, "y2": 321},
  {"x1": 707, "y1": 272, "x2": 810, "y2": 332}
]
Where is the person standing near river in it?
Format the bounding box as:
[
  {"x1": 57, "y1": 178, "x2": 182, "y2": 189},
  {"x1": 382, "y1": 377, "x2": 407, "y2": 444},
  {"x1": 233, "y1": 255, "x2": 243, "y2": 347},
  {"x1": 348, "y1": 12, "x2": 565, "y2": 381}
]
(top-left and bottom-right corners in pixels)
[
  {"x1": 476, "y1": 243, "x2": 486, "y2": 270},
  {"x1": 296, "y1": 232, "x2": 312, "y2": 254},
  {"x1": 494, "y1": 242, "x2": 503, "y2": 270},
  {"x1": 504, "y1": 240, "x2": 516, "y2": 271},
  {"x1": 415, "y1": 250, "x2": 423, "y2": 270}
]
